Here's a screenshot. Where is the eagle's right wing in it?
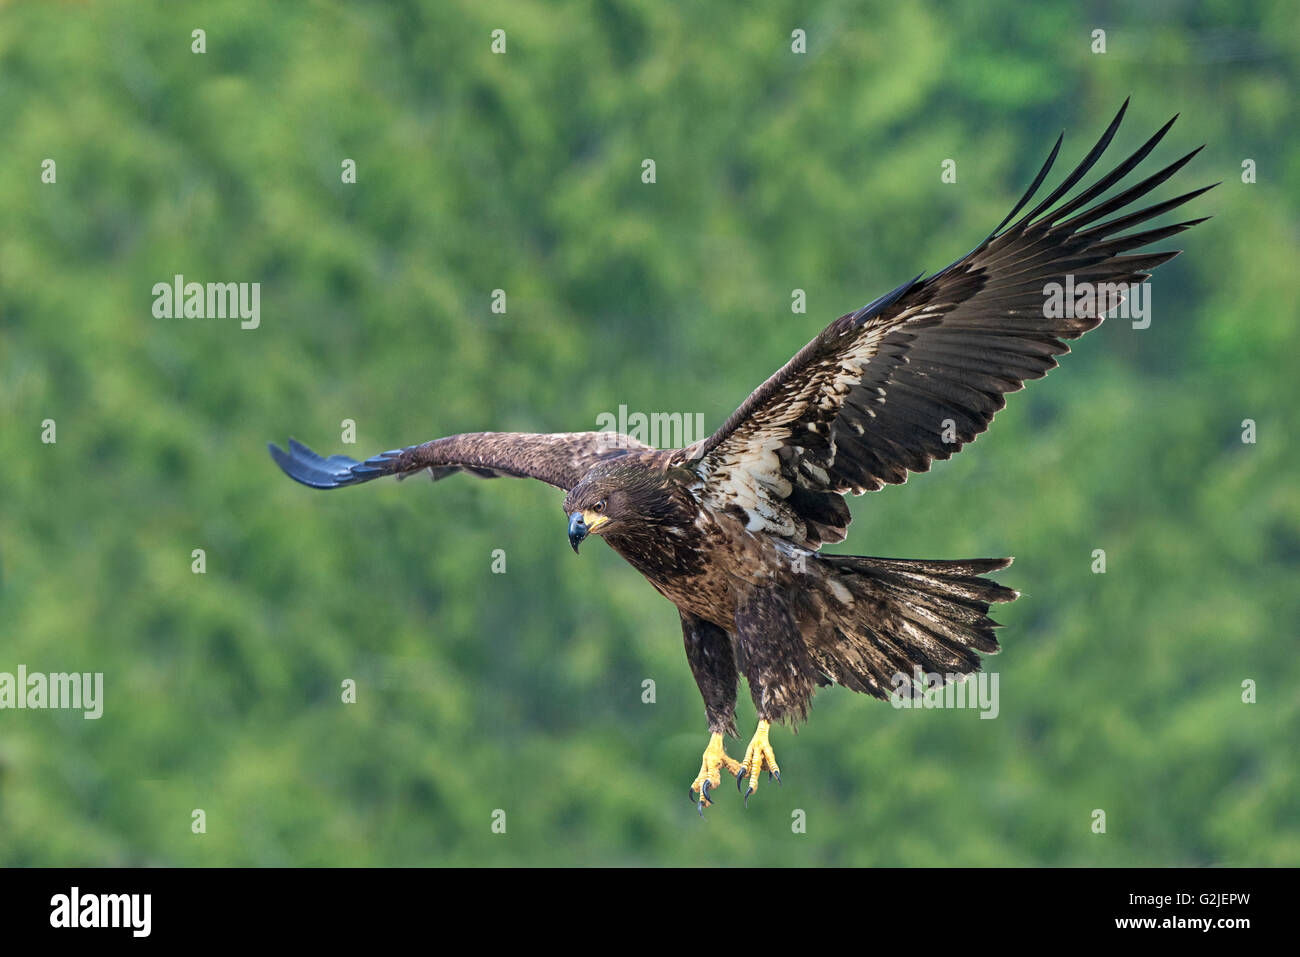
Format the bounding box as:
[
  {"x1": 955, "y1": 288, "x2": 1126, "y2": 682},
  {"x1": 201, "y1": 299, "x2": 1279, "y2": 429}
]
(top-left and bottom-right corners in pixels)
[{"x1": 269, "y1": 431, "x2": 650, "y2": 493}]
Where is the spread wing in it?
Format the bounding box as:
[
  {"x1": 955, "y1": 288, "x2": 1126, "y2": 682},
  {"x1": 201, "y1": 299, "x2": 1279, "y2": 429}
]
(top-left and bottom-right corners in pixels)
[
  {"x1": 682, "y1": 100, "x2": 1214, "y2": 549},
  {"x1": 269, "y1": 431, "x2": 650, "y2": 492}
]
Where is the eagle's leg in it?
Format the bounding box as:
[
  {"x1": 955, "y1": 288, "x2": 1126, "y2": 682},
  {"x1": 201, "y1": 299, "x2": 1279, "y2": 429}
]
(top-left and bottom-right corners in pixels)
[
  {"x1": 681, "y1": 612, "x2": 742, "y2": 814},
  {"x1": 734, "y1": 589, "x2": 816, "y2": 806},
  {"x1": 688, "y1": 732, "x2": 745, "y2": 813},
  {"x1": 738, "y1": 719, "x2": 781, "y2": 805}
]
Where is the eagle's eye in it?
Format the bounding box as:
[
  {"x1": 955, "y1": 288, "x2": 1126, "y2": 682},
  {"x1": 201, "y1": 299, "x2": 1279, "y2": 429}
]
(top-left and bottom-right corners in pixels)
[{"x1": 593, "y1": 499, "x2": 606, "y2": 514}]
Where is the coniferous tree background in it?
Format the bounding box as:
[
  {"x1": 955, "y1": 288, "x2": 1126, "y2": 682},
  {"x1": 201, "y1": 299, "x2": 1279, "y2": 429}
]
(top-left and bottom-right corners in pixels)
[{"x1": 1, "y1": 1, "x2": 1296, "y2": 865}]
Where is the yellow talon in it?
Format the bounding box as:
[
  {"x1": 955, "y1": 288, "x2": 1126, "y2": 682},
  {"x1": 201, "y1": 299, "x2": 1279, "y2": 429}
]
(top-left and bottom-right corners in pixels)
[
  {"x1": 689, "y1": 732, "x2": 744, "y2": 813},
  {"x1": 740, "y1": 719, "x2": 780, "y2": 806}
]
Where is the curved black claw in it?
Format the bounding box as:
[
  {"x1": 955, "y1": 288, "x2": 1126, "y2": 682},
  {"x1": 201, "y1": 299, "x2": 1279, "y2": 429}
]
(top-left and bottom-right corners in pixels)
[
  {"x1": 697, "y1": 779, "x2": 713, "y2": 818},
  {"x1": 738, "y1": 768, "x2": 748, "y2": 792},
  {"x1": 744, "y1": 784, "x2": 755, "y2": 809}
]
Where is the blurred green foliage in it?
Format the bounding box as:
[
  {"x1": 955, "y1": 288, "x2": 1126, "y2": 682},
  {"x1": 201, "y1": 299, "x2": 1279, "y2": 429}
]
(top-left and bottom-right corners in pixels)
[{"x1": 1, "y1": 0, "x2": 1297, "y2": 866}]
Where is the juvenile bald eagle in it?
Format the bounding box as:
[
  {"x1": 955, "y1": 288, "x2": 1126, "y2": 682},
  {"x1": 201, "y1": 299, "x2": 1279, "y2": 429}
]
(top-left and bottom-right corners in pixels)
[{"x1": 271, "y1": 102, "x2": 1211, "y2": 813}]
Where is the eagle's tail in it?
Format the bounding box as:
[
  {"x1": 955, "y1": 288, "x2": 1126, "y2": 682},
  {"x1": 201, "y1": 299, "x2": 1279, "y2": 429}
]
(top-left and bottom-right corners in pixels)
[{"x1": 810, "y1": 555, "x2": 1018, "y2": 700}]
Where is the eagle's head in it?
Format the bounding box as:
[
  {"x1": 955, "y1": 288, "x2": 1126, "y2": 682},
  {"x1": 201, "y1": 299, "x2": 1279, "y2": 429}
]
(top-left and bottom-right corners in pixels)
[{"x1": 562, "y1": 462, "x2": 684, "y2": 554}]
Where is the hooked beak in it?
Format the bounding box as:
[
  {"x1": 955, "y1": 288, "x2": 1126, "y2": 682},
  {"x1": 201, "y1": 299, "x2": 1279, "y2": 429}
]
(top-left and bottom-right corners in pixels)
[
  {"x1": 568, "y1": 510, "x2": 609, "y2": 553},
  {"x1": 568, "y1": 512, "x2": 588, "y2": 554}
]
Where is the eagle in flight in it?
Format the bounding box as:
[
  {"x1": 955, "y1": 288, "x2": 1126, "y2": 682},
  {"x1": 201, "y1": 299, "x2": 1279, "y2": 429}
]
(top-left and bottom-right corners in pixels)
[{"x1": 271, "y1": 101, "x2": 1211, "y2": 814}]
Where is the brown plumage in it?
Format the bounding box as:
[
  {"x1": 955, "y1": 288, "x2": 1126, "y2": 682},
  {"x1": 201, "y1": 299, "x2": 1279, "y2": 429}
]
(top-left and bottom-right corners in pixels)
[{"x1": 270, "y1": 101, "x2": 1212, "y2": 812}]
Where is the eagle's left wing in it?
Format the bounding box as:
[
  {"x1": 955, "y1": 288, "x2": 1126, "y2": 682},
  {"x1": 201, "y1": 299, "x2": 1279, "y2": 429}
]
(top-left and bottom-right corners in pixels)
[
  {"x1": 270, "y1": 431, "x2": 649, "y2": 493},
  {"x1": 679, "y1": 102, "x2": 1213, "y2": 549}
]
